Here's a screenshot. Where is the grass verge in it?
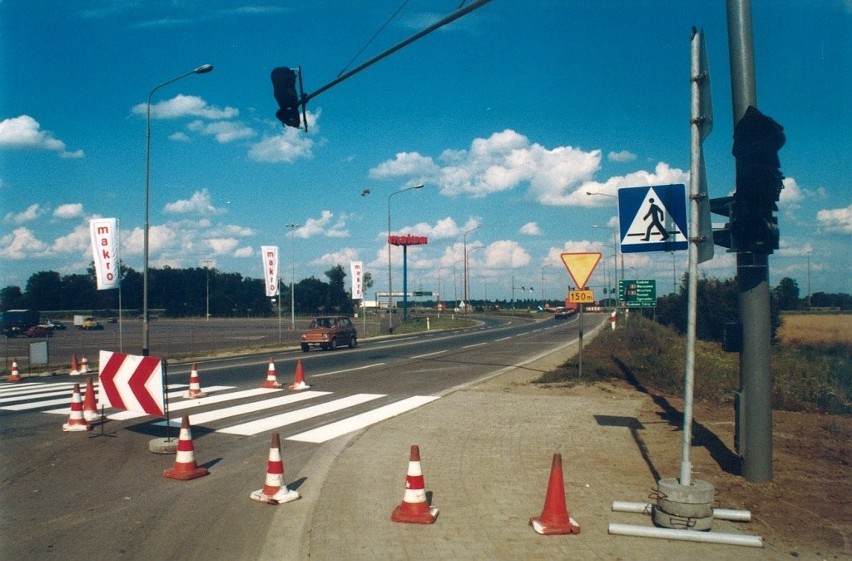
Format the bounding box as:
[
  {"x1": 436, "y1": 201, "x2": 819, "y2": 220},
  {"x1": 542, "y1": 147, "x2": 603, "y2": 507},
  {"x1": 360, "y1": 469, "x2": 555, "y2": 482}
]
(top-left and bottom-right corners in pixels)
[{"x1": 537, "y1": 314, "x2": 850, "y2": 415}]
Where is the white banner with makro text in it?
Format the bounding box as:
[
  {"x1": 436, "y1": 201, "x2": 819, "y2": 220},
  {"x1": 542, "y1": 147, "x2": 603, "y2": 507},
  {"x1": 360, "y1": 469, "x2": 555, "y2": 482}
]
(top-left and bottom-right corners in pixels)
[
  {"x1": 350, "y1": 261, "x2": 363, "y2": 300},
  {"x1": 90, "y1": 218, "x2": 119, "y2": 290},
  {"x1": 261, "y1": 245, "x2": 279, "y2": 297}
]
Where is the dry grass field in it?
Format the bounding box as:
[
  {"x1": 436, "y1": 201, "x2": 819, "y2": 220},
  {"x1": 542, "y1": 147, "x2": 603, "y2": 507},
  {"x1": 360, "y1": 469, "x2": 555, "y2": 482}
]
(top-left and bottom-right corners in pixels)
[{"x1": 777, "y1": 313, "x2": 852, "y2": 351}]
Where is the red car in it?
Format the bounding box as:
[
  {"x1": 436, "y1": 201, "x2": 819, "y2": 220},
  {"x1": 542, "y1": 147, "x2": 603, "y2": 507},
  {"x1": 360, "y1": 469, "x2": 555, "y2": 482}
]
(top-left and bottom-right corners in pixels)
[{"x1": 25, "y1": 326, "x2": 52, "y2": 338}]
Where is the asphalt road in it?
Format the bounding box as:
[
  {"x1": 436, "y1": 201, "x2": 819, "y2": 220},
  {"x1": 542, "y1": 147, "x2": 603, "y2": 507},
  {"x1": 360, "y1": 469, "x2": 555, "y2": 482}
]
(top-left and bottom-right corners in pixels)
[{"x1": 1, "y1": 314, "x2": 584, "y2": 561}]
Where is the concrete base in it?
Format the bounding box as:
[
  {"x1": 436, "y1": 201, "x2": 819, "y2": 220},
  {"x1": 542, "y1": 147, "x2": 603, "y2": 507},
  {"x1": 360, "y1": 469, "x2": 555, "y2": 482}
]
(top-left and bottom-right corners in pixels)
[
  {"x1": 149, "y1": 437, "x2": 178, "y2": 454},
  {"x1": 655, "y1": 478, "x2": 715, "y2": 530}
]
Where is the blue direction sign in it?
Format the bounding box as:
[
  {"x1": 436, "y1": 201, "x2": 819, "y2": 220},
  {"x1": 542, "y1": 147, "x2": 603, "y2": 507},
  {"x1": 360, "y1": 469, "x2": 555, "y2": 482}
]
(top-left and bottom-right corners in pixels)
[{"x1": 618, "y1": 184, "x2": 688, "y2": 253}]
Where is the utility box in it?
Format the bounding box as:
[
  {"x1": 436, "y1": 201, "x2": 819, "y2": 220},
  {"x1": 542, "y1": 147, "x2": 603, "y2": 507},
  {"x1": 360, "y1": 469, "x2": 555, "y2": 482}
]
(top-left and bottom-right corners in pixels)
[{"x1": 723, "y1": 322, "x2": 743, "y2": 352}]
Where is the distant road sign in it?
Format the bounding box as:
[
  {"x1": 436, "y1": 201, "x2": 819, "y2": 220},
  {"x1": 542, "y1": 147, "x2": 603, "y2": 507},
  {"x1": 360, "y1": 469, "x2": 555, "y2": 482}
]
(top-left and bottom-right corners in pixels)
[
  {"x1": 618, "y1": 184, "x2": 688, "y2": 253},
  {"x1": 618, "y1": 279, "x2": 657, "y2": 308}
]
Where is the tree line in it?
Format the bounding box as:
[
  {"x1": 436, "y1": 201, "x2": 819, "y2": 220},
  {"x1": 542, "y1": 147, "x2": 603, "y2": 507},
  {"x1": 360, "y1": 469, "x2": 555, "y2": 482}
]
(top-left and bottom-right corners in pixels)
[
  {"x1": 655, "y1": 275, "x2": 850, "y2": 345},
  {"x1": 0, "y1": 264, "x2": 371, "y2": 318}
]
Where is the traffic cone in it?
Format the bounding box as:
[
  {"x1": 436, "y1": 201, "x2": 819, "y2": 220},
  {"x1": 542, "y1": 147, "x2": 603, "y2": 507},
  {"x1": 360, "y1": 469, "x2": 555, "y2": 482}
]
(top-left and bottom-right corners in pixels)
[
  {"x1": 529, "y1": 453, "x2": 580, "y2": 535},
  {"x1": 7, "y1": 358, "x2": 21, "y2": 383},
  {"x1": 62, "y1": 383, "x2": 92, "y2": 432},
  {"x1": 82, "y1": 376, "x2": 99, "y2": 422},
  {"x1": 79, "y1": 355, "x2": 89, "y2": 374},
  {"x1": 164, "y1": 415, "x2": 209, "y2": 480},
  {"x1": 250, "y1": 432, "x2": 300, "y2": 504},
  {"x1": 69, "y1": 354, "x2": 80, "y2": 376},
  {"x1": 288, "y1": 359, "x2": 311, "y2": 391},
  {"x1": 183, "y1": 364, "x2": 207, "y2": 398},
  {"x1": 261, "y1": 357, "x2": 281, "y2": 388},
  {"x1": 391, "y1": 445, "x2": 438, "y2": 524}
]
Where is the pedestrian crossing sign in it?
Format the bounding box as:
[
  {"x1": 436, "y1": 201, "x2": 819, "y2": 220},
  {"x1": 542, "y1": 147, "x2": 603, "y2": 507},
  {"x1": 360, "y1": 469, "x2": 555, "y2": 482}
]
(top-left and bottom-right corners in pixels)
[{"x1": 618, "y1": 184, "x2": 688, "y2": 253}]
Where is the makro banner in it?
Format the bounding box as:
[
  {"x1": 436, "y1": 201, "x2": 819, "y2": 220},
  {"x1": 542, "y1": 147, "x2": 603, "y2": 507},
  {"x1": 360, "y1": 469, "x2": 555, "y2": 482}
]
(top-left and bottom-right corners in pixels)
[
  {"x1": 89, "y1": 218, "x2": 119, "y2": 290},
  {"x1": 350, "y1": 261, "x2": 363, "y2": 300},
  {"x1": 261, "y1": 245, "x2": 279, "y2": 297}
]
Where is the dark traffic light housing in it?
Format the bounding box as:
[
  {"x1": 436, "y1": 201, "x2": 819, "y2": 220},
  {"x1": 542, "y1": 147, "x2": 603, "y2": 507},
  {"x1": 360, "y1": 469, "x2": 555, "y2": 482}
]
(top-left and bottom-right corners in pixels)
[
  {"x1": 711, "y1": 106, "x2": 785, "y2": 254},
  {"x1": 271, "y1": 66, "x2": 304, "y2": 129}
]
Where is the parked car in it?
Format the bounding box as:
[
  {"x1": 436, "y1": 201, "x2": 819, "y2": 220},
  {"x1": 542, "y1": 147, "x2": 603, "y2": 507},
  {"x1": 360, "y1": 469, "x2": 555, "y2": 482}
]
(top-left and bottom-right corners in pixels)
[
  {"x1": 300, "y1": 316, "x2": 357, "y2": 352},
  {"x1": 25, "y1": 326, "x2": 52, "y2": 338}
]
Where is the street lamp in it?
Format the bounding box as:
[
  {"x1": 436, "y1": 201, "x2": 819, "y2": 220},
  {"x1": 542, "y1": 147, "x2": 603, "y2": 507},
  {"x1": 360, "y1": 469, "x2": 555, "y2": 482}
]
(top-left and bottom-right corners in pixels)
[
  {"x1": 387, "y1": 184, "x2": 423, "y2": 330},
  {"x1": 463, "y1": 225, "x2": 481, "y2": 315},
  {"x1": 286, "y1": 223, "x2": 300, "y2": 330},
  {"x1": 541, "y1": 264, "x2": 552, "y2": 308},
  {"x1": 143, "y1": 63, "x2": 213, "y2": 356}
]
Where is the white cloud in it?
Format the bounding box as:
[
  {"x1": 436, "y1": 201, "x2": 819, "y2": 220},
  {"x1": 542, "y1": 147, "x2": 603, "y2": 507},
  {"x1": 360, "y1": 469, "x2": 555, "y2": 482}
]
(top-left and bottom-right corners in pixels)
[
  {"x1": 4, "y1": 203, "x2": 42, "y2": 225},
  {"x1": 132, "y1": 95, "x2": 238, "y2": 120},
  {"x1": 816, "y1": 204, "x2": 852, "y2": 234},
  {"x1": 205, "y1": 238, "x2": 240, "y2": 255},
  {"x1": 164, "y1": 189, "x2": 225, "y2": 215},
  {"x1": 248, "y1": 129, "x2": 315, "y2": 163},
  {"x1": 53, "y1": 203, "x2": 84, "y2": 219},
  {"x1": 51, "y1": 223, "x2": 90, "y2": 254},
  {"x1": 519, "y1": 222, "x2": 541, "y2": 236},
  {"x1": 368, "y1": 129, "x2": 686, "y2": 207},
  {"x1": 608, "y1": 150, "x2": 637, "y2": 163},
  {"x1": 234, "y1": 246, "x2": 254, "y2": 258},
  {"x1": 313, "y1": 248, "x2": 360, "y2": 267},
  {"x1": 187, "y1": 119, "x2": 256, "y2": 143},
  {"x1": 0, "y1": 115, "x2": 84, "y2": 158},
  {"x1": 483, "y1": 240, "x2": 530, "y2": 268},
  {"x1": 0, "y1": 227, "x2": 50, "y2": 259},
  {"x1": 294, "y1": 210, "x2": 349, "y2": 238}
]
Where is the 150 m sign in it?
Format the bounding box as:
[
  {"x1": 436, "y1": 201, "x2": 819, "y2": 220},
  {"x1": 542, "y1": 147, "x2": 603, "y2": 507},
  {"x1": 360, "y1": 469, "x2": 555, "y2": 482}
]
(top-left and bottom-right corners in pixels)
[{"x1": 568, "y1": 289, "x2": 595, "y2": 304}]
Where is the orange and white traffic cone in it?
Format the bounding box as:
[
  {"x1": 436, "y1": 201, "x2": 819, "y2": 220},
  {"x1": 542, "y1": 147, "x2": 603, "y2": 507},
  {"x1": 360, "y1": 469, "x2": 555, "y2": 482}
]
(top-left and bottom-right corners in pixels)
[
  {"x1": 7, "y1": 358, "x2": 21, "y2": 383},
  {"x1": 82, "y1": 376, "x2": 99, "y2": 422},
  {"x1": 250, "y1": 432, "x2": 300, "y2": 504},
  {"x1": 391, "y1": 445, "x2": 438, "y2": 524},
  {"x1": 164, "y1": 415, "x2": 209, "y2": 480},
  {"x1": 529, "y1": 453, "x2": 580, "y2": 535},
  {"x1": 288, "y1": 359, "x2": 311, "y2": 391},
  {"x1": 62, "y1": 383, "x2": 92, "y2": 432},
  {"x1": 79, "y1": 355, "x2": 89, "y2": 374},
  {"x1": 69, "y1": 354, "x2": 80, "y2": 376},
  {"x1": 261, "y1": 357, "x2": 281, "y2": 389},
  {"x1": 183, "y1": 364, "x2": 207, "y2": 398}
]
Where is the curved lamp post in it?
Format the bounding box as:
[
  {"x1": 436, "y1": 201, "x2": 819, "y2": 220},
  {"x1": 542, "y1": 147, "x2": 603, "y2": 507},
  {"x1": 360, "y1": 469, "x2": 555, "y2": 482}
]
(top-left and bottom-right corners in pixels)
[
  {"x1": 143, "y1": 64, "x2": 213, "y2": 356},
  {"x1": 386, "y1": 184, "x2": 423, "y2": 330}
]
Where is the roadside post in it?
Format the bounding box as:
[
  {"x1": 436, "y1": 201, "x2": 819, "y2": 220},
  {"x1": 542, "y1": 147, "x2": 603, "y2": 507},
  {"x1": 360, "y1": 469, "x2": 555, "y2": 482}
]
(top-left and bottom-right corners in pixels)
[{"x1": 559, "y1": 253, "x2": 602, "y2": 379}]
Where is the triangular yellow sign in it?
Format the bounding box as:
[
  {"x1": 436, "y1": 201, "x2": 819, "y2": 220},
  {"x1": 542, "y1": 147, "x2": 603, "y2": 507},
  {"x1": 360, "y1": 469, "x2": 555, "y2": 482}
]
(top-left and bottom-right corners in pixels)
[{"x1": 560, "y1": 252, "x2": 602, "y2": 289}]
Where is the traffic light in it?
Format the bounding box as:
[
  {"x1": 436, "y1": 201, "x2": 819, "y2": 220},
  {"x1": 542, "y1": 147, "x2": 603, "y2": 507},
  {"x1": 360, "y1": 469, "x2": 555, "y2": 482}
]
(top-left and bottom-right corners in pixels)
[
  {"x1": 271, "y1": 67, "x2": 301, "y2": 128},
  {"x1": 730, "y1": 106, "x2": 785, "y2": 254}
]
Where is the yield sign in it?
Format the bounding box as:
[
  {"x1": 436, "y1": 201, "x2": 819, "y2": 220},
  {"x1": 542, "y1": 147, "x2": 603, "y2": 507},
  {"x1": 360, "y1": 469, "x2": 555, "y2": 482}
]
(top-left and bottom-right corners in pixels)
[
  {"x1": 98, "y1": 350, "x2": 165, "y2": 417},
  {"x1": 560, "y1": 252, "x2": 602, "y2": 289}
]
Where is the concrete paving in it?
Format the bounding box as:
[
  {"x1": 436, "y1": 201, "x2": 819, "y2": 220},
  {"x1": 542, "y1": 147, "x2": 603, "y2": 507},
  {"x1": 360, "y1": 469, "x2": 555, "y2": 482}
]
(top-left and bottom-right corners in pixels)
[{"x1": 260, "y1": 321, "x2": 791, "y2": 561}]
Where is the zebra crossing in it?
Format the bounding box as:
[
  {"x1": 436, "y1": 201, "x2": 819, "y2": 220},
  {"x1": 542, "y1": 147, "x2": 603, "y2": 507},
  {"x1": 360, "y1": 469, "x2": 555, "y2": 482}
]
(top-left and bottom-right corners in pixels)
[{"x1": 0, "y1": 380, "x2": 439, "y2": 443}]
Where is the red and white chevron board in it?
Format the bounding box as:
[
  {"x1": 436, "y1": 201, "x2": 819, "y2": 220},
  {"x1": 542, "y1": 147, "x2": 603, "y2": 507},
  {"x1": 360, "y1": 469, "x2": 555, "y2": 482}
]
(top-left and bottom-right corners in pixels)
[{"x1": 98, "y1": 351, "x2": 165, "y2": 417}]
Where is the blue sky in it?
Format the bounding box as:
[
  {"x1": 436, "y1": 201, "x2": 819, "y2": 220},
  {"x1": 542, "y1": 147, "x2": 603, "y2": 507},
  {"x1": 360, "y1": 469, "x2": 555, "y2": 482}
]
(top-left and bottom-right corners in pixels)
[{"x1": 1, "y1": 0, "x2": 850, "y2": 304}]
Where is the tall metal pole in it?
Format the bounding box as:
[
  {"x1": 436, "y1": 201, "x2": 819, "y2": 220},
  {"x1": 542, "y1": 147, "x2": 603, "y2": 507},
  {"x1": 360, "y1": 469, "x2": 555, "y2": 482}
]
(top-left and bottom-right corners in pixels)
[
  {"x1": 143, "y1": 63, "x2": 212, "y2": 356},
  {"x1": 727, "y1": 0, "x2": 773, "y2": 482},
  {"x1": 463, "y1": 226, "x2": 480, "y2": 316},
  {"x1": 202, "y1": 259, "x2": 212, "y2": 321},
  {"x1": 286, "y1": 223, "x2": 300, "y2": 330}
]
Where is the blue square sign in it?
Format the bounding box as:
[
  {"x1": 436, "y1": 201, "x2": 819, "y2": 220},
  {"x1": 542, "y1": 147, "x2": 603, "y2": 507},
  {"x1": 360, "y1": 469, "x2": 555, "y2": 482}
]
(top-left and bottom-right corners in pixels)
[{"x1": 618, "y1": 184, "x2": 688, "y2": 253}]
